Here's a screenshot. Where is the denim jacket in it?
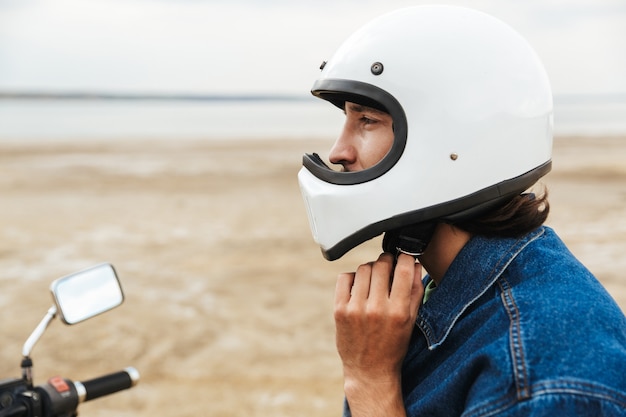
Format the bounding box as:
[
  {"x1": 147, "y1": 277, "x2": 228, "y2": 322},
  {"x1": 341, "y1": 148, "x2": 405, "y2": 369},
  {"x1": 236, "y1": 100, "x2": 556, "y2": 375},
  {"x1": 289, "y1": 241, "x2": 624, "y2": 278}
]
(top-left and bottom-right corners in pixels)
[{"x1": 344, "y1": 226, "x2": 626, "y2": 416}]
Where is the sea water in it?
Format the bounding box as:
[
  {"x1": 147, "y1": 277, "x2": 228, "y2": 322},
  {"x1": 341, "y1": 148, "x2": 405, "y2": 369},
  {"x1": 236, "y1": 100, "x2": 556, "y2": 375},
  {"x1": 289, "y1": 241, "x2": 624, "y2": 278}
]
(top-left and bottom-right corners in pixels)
[
  {"x1": 0, "y1": 99, "x2": 344, "y2": 142},
  {"x1": 0, "y1": 95, "x2": 625, "y2": 142}
]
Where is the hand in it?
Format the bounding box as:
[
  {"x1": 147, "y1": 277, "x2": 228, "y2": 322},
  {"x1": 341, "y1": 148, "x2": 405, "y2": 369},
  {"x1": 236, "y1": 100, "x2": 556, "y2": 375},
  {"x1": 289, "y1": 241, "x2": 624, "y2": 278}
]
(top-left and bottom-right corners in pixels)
[{"x1": 334, "y1": 252, "x2": 424, "y2": 416}]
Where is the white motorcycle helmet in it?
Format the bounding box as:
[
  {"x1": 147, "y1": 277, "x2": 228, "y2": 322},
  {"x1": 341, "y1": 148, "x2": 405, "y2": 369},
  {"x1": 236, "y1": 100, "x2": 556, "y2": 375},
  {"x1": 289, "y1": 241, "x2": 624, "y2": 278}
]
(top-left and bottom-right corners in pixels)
[{"x1": 298, "y1": 5, "x2": 553, "y2": 261}]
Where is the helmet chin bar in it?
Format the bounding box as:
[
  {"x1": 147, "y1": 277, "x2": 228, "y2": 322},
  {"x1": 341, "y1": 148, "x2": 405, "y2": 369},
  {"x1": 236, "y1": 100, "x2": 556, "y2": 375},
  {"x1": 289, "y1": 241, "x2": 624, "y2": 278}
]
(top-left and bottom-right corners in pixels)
[{"x1": 319, "y1": 160, "x2": 552, "y2": 261}]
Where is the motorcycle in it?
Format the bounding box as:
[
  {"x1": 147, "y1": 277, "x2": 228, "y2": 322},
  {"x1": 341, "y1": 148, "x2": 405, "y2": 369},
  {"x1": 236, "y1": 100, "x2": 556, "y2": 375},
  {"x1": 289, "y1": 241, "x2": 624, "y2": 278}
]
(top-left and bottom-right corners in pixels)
[{"x1": 0, "y1": 263, "x2": 139, "y2": 417}]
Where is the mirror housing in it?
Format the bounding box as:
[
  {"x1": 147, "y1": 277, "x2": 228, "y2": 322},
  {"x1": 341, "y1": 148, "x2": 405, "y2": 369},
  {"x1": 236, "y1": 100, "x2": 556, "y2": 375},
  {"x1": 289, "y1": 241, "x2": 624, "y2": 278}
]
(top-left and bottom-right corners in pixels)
[{"x1": 50, "y1": 263, "x2": 125, "y2": 325}]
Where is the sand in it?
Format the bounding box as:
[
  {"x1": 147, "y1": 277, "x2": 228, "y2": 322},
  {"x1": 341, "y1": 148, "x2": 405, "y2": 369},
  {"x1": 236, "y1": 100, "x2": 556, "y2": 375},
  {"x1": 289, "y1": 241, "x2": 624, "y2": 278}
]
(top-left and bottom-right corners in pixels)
[{"x1": 0, "y1": 135, "x2": 624, "y2": 416}]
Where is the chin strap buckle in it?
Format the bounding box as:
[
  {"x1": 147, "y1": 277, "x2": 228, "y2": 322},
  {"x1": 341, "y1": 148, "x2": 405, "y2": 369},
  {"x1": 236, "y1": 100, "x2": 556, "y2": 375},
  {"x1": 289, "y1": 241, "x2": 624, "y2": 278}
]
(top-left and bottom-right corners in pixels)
[
  {"x1": 382, "y1": 222, "x2": 437, "y2": 258},
  {"x1": 395, "y1": 235, "x2": 429, "y2": 257}
]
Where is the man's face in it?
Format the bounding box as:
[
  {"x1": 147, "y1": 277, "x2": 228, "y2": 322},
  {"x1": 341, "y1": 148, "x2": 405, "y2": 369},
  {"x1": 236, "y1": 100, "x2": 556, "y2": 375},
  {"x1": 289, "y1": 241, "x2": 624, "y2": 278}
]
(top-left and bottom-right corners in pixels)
[{"x1": 328, "y1": 101, "x2": 394, "y2": 172}]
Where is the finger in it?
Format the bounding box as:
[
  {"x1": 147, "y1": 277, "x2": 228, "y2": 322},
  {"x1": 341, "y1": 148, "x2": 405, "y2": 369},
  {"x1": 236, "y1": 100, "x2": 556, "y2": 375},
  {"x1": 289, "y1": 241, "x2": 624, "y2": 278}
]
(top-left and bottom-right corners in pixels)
[
  {"x1": 409, "y1": 263, "x2": 424, "y2": 317},
  {"x1": 335, "y1": 272, "x2": 355, "y2": 306},
  {"x1": 389, "y1": 253, "x2": 417, "y2": 304},
  {"x1": 350, "y1": 262, "x2": 373, "y2": 300},
  {"x1": 370, "y1": 252, "x2": 395, "y2": 301}
]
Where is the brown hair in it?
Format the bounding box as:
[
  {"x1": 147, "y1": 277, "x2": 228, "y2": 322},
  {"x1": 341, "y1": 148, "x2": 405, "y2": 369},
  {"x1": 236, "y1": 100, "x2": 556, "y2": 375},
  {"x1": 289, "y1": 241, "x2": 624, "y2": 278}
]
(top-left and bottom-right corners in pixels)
[{"x1": 453, "y1": 187, "x2": 550, "y2": 238}]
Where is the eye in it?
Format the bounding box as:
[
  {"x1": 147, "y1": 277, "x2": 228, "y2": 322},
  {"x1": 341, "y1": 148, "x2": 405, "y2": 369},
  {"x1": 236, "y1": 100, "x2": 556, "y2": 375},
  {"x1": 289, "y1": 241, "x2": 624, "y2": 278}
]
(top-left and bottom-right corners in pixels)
[{"x1": 360, "y1": 116, "x2": 377, "y2": 125}]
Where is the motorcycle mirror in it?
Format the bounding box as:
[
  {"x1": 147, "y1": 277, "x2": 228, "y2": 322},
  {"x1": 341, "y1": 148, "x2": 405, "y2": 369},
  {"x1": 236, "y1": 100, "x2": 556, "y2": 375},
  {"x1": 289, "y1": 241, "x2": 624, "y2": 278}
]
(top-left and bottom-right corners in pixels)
[{"x1": 50, "y1": 263, "x2": 125, "y2": 325}]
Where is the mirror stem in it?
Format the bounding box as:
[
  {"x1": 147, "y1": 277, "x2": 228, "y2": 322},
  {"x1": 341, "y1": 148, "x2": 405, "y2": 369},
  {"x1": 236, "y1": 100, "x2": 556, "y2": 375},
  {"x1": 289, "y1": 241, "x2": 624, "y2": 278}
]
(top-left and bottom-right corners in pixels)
[{"x1": 21, "y1": 306, "x2": 57, "y2": 385}]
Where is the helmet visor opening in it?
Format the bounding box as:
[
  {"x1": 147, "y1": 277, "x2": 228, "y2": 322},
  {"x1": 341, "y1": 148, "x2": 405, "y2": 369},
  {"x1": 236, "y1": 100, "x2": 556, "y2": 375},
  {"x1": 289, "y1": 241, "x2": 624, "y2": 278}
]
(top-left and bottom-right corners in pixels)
[
  {"x1": 311, "y1": 100, "x2": 396, "y2": 174},
  {"x1": 304, "y1": 79, "x2": 407, "y2": 185}
]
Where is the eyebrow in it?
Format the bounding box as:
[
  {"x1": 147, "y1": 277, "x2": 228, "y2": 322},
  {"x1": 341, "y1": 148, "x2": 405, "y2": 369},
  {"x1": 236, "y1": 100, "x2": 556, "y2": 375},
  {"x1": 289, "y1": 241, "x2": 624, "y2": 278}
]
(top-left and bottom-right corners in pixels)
[{"x1": 345, "y1": 102, "x2": 387, "y2": 116}]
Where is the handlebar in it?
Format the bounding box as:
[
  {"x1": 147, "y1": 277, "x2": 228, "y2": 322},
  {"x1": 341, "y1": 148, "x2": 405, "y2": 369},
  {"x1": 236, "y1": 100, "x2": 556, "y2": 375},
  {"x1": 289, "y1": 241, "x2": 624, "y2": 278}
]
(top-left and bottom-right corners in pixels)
[
  {"x1": 35, "y1": 367, "x2": 140, "y2": 417},
  {"x1": 76, "y1": 367, "x2": 140, "y2": 402}
]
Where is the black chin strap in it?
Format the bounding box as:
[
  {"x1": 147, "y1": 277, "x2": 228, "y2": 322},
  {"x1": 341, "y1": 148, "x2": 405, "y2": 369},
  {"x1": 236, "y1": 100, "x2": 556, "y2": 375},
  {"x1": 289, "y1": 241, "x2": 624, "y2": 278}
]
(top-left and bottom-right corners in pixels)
[{"x1": 382, "y1": 222, "x2": 438, "y2": 257}]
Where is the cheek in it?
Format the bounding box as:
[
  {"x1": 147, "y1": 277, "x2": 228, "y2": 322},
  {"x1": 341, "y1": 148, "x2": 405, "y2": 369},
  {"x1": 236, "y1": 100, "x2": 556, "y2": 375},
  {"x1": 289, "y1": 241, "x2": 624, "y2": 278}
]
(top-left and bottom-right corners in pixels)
[
  {"x1": 381, "y1": 131, "x2": 395, "y2": 157},
  {"x1": 371, "y1": 130, "x2": 395, "y2": 166},
  {"x1": 361, "y1": 133, "x2": 394, "y2": 169}
]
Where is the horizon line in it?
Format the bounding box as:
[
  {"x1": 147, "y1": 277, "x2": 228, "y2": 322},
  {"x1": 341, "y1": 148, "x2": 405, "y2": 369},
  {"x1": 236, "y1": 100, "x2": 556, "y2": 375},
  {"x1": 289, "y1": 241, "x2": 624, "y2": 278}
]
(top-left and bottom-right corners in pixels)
[
  {"x1": 1, "y1": 90, "x2": 625, "y2": 103},
  {"x1": 0, "y1": 90, "x2": 313, "y2": 102}
]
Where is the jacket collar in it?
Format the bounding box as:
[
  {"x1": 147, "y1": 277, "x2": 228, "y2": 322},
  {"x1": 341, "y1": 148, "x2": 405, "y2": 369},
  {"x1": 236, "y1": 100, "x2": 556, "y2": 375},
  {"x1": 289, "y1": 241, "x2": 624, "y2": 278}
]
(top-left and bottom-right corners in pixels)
[{"x1": 416, "y1": 227, "x2": 546, "y2": 350}]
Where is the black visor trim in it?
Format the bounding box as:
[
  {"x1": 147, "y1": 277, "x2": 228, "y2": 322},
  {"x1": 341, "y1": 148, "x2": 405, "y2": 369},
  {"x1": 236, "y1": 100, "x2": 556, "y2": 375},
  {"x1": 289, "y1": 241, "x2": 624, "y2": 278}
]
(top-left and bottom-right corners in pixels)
[
  {"x1": 303, "y1": 79, "x2": 408, "y2": 185},
  {"x1": 320, "y1": 160, "x2": 552, "y2": 260}
]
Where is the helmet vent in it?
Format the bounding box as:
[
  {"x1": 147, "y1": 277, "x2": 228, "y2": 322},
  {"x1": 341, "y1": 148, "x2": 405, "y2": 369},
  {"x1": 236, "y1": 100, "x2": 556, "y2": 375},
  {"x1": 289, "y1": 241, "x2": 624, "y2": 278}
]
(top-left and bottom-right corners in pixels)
[{"x1": 370, "y1": 62, "x2": 384, "y2": 75}]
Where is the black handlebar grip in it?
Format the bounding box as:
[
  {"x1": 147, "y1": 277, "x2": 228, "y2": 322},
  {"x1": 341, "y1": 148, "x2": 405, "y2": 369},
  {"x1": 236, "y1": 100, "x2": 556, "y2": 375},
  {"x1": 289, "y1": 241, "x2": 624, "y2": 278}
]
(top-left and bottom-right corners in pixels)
[{"x1": 77, "y1": 367, "x2": 140, "y2": 402}]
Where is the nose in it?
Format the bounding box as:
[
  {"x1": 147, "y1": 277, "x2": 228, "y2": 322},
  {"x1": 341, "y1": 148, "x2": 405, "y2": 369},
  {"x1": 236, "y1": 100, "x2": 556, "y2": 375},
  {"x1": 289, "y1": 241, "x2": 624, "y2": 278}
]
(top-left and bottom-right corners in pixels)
[{"x1": 328, "y1": 123, "x2": 357, "y2": 170}]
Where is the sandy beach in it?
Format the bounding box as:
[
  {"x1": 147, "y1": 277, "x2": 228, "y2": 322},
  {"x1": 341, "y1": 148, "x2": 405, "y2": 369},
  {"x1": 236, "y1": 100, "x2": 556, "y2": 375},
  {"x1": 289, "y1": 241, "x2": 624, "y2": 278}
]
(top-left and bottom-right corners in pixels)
[{"x1": 1, "y1": 135, "x2": 624, "y2": 416}]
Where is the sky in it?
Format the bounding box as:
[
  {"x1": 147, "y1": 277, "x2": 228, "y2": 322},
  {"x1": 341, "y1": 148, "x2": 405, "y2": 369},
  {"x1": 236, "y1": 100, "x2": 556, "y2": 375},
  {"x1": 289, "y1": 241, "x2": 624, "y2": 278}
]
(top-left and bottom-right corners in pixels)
[{"x1": 1, "y1": 0, "x2": 625, "y2": 97}]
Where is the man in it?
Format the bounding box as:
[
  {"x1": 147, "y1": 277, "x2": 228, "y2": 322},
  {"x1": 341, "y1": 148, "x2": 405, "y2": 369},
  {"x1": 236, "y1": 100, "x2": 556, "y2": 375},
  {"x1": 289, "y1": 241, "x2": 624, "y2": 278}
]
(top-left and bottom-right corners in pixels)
[{"x1": 298, "y1": 5, "x2": 626, "y2": 416}]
